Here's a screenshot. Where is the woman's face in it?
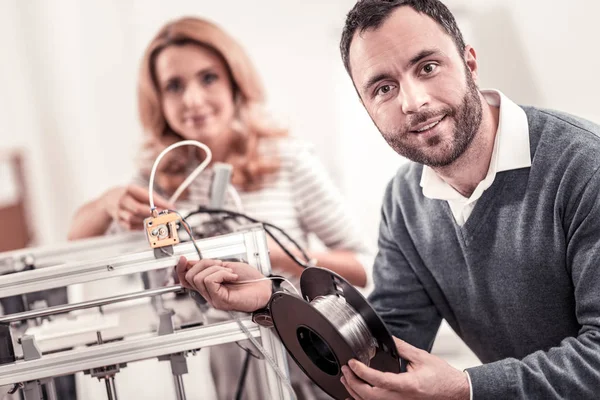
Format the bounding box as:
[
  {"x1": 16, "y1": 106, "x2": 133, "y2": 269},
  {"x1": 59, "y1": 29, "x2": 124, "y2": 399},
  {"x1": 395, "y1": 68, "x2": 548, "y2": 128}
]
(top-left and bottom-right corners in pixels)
[{"x1": 154, "y1": 43, "x2": 236, "y2": 143}]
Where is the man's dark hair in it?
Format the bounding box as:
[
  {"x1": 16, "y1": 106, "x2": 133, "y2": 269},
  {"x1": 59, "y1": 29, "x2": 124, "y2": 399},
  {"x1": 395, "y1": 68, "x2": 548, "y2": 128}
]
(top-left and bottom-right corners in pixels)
[{"x1": 340, "y1": 0, "x2": 466, "y2": 74}]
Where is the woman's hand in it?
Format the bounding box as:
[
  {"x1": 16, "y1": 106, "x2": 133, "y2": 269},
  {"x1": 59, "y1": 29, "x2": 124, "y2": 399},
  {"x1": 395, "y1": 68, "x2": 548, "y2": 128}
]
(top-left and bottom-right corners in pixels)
[
  {"x1": 102, "y1": 185, "x2": 174, "y2": 230},
  {"x1": 176, "y1": 256, "x2": 273, "y2": 312}
]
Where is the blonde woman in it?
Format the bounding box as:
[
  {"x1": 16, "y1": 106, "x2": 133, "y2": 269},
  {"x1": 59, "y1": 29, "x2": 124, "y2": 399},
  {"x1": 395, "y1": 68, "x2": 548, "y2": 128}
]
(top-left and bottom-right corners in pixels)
[{"x1": 69, "y1": 17, "x2": 369, "y2": 399}]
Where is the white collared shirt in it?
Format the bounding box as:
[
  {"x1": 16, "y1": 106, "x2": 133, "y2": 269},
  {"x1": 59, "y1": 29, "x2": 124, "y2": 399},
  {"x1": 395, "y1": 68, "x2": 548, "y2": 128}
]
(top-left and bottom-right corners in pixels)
[{"x1": 419, "y1": 89, "x2": 531, "y2": 226}]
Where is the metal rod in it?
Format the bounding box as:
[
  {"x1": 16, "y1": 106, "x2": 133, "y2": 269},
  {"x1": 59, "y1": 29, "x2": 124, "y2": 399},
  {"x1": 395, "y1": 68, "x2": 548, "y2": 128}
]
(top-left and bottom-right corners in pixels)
[
  {"x1": 173, "y1": 374, "x2": 187, "y2": 400},
  {"x1": 45, "y1": 379, "x2": 58, "y2": 400},
  {"x1": 0, "y1": 285, "x2": 185, "y2": 323},
  {"x1": 105, "y1": 378, "x2": 114, "y2": 400},
  {"x1": 110, "y1": 376, "x2": 119, "y2": 400},
  {"x1": 0, "y1": 232, "x2": 145, "y2": 268}
]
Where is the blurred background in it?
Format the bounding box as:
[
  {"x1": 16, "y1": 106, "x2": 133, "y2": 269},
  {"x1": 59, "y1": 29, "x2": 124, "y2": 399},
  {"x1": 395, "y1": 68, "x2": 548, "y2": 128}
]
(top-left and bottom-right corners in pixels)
[{"x1": 0, "y1": 0, "x2": 598, "y2": 398}]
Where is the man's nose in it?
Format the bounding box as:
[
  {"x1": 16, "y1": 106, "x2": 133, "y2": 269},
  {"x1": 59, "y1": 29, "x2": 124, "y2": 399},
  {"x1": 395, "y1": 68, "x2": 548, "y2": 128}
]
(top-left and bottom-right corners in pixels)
[{"x1": 401, "y1": 80, "x2": 430, "y2": 115}]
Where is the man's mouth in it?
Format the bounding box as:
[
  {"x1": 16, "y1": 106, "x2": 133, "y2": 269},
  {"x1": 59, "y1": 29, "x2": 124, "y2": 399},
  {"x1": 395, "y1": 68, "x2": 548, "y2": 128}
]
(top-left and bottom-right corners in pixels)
[{"x1": 410, "y1": 115, "x2": 446, "y2": 133}]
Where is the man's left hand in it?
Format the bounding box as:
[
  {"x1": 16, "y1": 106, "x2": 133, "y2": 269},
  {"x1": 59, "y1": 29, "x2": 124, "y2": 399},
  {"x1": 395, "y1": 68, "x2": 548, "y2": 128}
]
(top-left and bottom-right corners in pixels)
[{"x1": 341, "y1": 336, "x2": 470, "y2": 400}]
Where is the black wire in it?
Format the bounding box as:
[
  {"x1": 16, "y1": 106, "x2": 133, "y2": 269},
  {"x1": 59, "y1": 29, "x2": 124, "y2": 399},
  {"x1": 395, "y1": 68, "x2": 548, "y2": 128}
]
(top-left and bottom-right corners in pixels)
[
  {"x1": 264, "y1": 226, "x2": 309, "y2": 269},
  {"x1": 184, "y1": 207, "x2": 311, "y2": 269},
  {"x1": 262, "y1": 222, "x2": 310, "y2": 261},
  {"x1": 235, "y1": 341, "x2": 262, "y2": 359},
  {"x1": 234, "y1": 351, "x2": 252, "y2": 400},
  {"x1": 169, "y1": 210, "x2": 203, "y2": 259},
  {"x1": 185, "y1": 207, "x2": 310, "y2": 261}
]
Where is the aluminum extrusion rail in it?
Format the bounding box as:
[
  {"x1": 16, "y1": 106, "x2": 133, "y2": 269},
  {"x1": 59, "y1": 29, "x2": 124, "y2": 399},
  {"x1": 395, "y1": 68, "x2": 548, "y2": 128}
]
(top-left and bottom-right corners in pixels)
[{"x1": 0, "y1": 320, "x2": 259, "y2": 386}]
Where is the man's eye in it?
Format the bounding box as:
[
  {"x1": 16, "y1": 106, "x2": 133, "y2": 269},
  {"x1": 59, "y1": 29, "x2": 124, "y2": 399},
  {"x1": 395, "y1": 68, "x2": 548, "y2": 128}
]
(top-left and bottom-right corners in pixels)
[
  {"x1": 422, "y1": 63, "x2": 438, "y2": 75},
  {"x1": 376, "y1": 84, "x2": 395, "y2": 97}
]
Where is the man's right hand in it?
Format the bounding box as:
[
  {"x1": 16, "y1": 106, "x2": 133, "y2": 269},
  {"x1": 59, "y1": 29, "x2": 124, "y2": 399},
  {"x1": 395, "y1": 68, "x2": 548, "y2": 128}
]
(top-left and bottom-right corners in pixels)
[
  {"x1": 102, "y1": 185, "x2": 174, "y2": 231},
  {"x1": 176, "y1": 257, "x2": 273, "y2": 312}
]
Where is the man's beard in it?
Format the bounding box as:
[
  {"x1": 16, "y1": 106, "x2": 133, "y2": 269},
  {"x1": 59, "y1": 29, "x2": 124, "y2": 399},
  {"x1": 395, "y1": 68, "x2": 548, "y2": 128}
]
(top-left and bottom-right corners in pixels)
[{"x1": 379, "y1": 72, "x2": 483, "y2": 167}]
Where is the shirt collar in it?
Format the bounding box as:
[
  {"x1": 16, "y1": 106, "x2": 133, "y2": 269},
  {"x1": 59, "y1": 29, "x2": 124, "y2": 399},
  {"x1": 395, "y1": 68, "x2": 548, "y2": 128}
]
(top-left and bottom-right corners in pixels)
[{"x1": 420, "y1": 89, "x2": 531, "y2": 201}]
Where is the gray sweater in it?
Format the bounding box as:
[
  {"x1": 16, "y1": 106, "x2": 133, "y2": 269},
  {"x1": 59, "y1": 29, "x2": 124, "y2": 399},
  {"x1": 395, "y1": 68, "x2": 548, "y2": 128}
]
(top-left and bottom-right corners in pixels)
[{"x1": 369, "y1": 106, "x2": 600, "y2": 399}]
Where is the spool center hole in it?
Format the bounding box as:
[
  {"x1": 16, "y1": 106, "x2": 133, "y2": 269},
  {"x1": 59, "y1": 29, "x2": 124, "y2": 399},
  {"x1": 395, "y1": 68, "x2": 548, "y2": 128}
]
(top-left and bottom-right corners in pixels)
[{"x1": 297, "y1": 326, "x2": 339, "y2": 376}]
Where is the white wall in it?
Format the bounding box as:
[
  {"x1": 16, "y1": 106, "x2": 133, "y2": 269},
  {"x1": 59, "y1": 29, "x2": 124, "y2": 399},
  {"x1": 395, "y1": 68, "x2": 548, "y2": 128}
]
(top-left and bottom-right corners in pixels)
[{"x1": 472, "y1": 0, "x2": 600, "y2": 123}]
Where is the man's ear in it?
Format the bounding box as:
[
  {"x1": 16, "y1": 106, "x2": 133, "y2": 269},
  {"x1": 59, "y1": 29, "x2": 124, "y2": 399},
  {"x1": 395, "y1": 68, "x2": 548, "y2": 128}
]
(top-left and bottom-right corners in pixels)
[{"x1": 464, "y1": 45, "x2": 478, "y2": 83}]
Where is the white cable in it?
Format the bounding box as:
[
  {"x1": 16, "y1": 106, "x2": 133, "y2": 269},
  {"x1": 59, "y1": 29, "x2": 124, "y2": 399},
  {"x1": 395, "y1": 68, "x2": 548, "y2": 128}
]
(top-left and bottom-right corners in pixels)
[
  {"x1": 168, "y1": 144, "x2": 212, "y2": 204},
  {"x1": 232, "y1": 277, "x2": 300, "y2": 296},
  {"x1": 148, "y1": 140, "x2": 212, "y2": 209},
  {"x1": 227, "y1": 184, "x2": 244, "y2": 212}
]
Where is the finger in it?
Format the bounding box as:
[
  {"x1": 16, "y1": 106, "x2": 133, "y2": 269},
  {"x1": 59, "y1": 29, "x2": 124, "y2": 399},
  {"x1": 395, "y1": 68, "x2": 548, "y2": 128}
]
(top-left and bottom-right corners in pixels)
[
  {"x1": 127, "y1": 185, "x2": 175, "y2": 209},
  {"x1": 205, "y1": 270, "x2": 240, "y2": 310},
  {"x1": 221, "y1": 261, "x2": 264, "y2": 280},
  {"x1": 117, "y1": 210, "x2": 144, "y2": 231},
  {"x1": 117, "y1": 209, "x2": 133, "y2": 225},
  {"x1": 153, "y1": 191, "x2": 176, "y2": 210},
  {"x1": 188, "y1": 265, "x2": 225, "y2": 300},
  {"x1": 120, "y1": 194, "x2": 151, "y2": 218},
  {"x1": 348, "y1": 360, "x2": 393, "y2": 390},
  {"x1": 192, "y1": 266, "x2": 235, "y2": 306},
  {"x1": 184, "y1": 259, "x2": 224, "y2": 279},
  {"x1": 126, "y1": 185, "x2": 152, "y2": 203},
  {"x1": 176, "y1": 256, "x2": 187, "y2": 268},
  {"x1": 176, "y1": 258, "x2": 223, "y2": 291},
  {"x1": 341, "y1": 376, "x2": 364, "y2": 400},
  {"x1": 342, "y1": 366, "x2": 378, "y2": 400},
  {"x1": 175, "y1": 256, "x2": 200, "y2": 275},
  {"x1": 184, "y1": 262, "x2": 225, "y2": 292},
  {"x1": 393, "y1": 336, "x2": 424, "y2": 363},
  {"x1": 175, "y1": 257, "x2": 193, "y2": 290},
  {"x1": 188, "y1": 265, "x2": 231, "y2": 303}
]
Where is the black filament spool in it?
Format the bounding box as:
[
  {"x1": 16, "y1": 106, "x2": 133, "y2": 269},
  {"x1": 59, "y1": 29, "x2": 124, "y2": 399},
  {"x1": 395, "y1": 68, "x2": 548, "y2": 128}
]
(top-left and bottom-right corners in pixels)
[{"x1": 269, "y1": 267, "x2": 402, "y2": 400}]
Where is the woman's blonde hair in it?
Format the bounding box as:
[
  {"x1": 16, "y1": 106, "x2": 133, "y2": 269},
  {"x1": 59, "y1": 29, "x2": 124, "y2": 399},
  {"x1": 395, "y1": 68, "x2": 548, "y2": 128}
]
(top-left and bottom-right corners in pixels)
[{"x1": 138, "y1": 17, "x2": 286, "y2": 191}]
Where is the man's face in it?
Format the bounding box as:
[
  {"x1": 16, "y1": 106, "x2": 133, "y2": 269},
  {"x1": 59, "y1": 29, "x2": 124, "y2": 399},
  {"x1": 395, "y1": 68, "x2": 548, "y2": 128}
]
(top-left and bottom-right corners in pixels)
[{"x1": 348, "y1": 7, "x2": 482, "y2": 167}]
